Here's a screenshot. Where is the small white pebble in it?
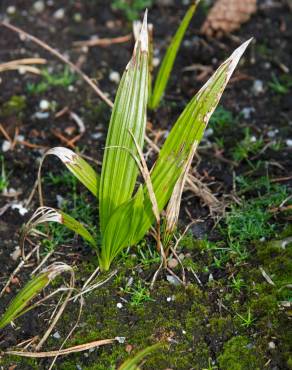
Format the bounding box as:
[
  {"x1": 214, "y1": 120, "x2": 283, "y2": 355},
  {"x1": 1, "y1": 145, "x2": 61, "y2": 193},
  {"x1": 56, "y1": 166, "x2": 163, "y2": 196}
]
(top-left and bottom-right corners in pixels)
[
  {"x1": 10, "y1": 246, "x2": 21, "y2": 261},
  {"x1": 116, "y1": 302, "x2": 123, "y2": 309},
  {"x1": 286, "y1": 139, "x2": 292, "y2": 148},
  {"x1": 116, "y1": 336, "x2": 126, "y2": 344},
  {"x1": 91, "y1": 132, "x2": 103, "y2": 140},
  {"x1": 109, "y1": 71, "x2": 120, "y2": 84},
  {"x1": 204, "y1": 128, "x2": 214, "y2": 138},
  {"x1": 33, "y1": 0, "x2": 45, "y2": 13},
  {"x1": 2, "y1": 140, "x2": 11, "y2": 152},
  {"x1": 53, "y1": 8, "x2": 65, "y2": 20},
  {"x1": 56, "y1": 194, "x2": 65, "y2": 208},
  {"x1": 34, "y1": 111, "x2": 49, "y2": 120},
  {"x1": 17, "y1": 134, "x2": 25, "y2": 141},
  {"x1": 18, "y1": 67, "x2": 27, "y2": 75},
  {"x1": 39, "y1": 99, "x2": 50, "y2": 111},
  {"x1": 252, "y1": 80, "x2": 264, "y2": 96},
  {"x1": 167, "y1": 275, "x2": 181, "y2": 286},
  {"x1": 11, "y1": 203, "x2": 29, "y2": 216},
  {"x1": 52, "y1": 331, "x2": 61, "y2": 340},
  {"x1": 7, "y1": 6, "x2": 16, "y2": 15},
  {"x1": 152, "y1": 57, "x2": 160, "y2": 67},
  {"x1": 241, "y1": 107, "x2": 255, "y2": 120},
  {"x1": 81, "y1": 46, "x2": 89, "y2": 54},
  {"x1": 267, "y1": 129, "x2": 278, "y2": 138},
  {"x1": 183, "y1": 39, "x2": 192, "y2": 48}
]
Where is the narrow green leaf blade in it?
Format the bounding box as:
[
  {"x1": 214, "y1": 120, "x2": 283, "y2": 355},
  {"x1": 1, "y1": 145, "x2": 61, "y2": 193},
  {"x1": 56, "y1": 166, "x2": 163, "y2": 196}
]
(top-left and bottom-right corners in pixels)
[
  {"x1": 99, "y1": 13, "x2": 149, "y2": 235},
  {"x1": 149, "y1": 1, "x2": 199, "y2": 110},
  {"x1": 137, "y1": 39, "x2": 252, "y2": 241},
  {"x1": 40, "y1": 147, "x2": 99, "y2": 197},
  {"x1": 25, "y1": 207, "x2": 96, "y2": 248},
  {"x1": 0, "y1": 264, "x2": 71, "y2": 330}
]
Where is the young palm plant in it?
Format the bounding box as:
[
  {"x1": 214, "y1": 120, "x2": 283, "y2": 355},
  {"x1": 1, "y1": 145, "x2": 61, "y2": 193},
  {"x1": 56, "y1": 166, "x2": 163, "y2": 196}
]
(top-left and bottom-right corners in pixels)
[{"x1": 24, "y1": 11, "x2": 251, "y2": 272}]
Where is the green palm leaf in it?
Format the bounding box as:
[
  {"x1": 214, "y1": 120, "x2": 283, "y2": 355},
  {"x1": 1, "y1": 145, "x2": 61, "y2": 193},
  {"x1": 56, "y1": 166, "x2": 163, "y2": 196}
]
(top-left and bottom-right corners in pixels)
[
  {"x1": 136, "y1": 39, "x2": 252, "y2": 242},
  {"x1": 99, "y1": 12, "x2": 149, "y2": 235}
]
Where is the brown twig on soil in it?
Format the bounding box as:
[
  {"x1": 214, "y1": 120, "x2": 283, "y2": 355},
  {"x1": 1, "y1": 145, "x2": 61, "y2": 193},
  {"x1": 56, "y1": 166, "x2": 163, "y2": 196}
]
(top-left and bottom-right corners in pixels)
[
  {"x1": 73, "y1": 34, "x2": 132, "y2": 48},
  {"x1": 0, "y1": 123, "x2": 12, "y2": 142},
  {"x1": 3, "y1": 338, "x2": 116, "y2": 358},
  {"x1": 0, "y1": 58, "x2": 46, "y2": 74},
  {"x1": 51, "y1": 129, "x2": 77, "y2": 149},
  {"x1": 270, "y1": 175, "x2": 292, "y2": 183},
  {"x1": 35, "y1": 265, "x2": 75, "y2": 351},
  {"x1": 0, "y1": 22, "x2": 113, "y2": 108}
]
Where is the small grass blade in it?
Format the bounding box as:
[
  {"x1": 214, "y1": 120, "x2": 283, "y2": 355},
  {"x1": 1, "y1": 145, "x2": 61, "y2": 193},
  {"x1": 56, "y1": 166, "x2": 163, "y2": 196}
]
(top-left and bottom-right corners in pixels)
[
  {"x1": 136, "y1": 39, "x2": 252, "y2": 242},
  {"x1": 148, "y1": 1, "x2": 199, "y2": 110},
  {"x1": 0, "y1": 264, "x2": 71, "y2": 330},
  {"x1": 118, "y1": 343, "x2": 164, "y2": 370},
  {"x1": 23, "y1": 207, "x2": 96, "y2": 249},
  {"x1": 99, "y1": 11, "x2": 149, "y2": 235},
  {"x1": 39, "y1": 147, "x2": 99, "y2": 201}
]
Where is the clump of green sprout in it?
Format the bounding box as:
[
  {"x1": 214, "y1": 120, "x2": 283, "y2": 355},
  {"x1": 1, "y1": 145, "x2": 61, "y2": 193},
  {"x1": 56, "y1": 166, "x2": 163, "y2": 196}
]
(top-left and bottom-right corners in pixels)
[{"x1": 19, "y1": 11, "x2": 251, "y2": 273}]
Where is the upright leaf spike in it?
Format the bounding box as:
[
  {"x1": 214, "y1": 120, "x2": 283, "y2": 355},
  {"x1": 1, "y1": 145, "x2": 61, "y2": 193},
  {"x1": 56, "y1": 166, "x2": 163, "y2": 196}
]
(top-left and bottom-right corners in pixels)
[
  {"x1": 149, "y1": 1, "x2": 200, "y2": 110},
  {"x1": 99, "y1": 10, "x2": 149, "y2": 236}
]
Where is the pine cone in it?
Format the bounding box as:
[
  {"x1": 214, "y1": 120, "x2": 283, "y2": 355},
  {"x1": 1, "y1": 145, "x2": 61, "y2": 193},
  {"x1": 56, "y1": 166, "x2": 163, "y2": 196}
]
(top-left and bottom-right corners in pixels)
[{"x1": 201, "y1": 0, "x2": 257, "y2": 37}]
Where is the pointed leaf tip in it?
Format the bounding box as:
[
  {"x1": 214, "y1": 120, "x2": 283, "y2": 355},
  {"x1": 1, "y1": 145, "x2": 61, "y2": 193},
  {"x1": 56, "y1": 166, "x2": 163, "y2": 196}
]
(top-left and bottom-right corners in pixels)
[
  {"x1": 139, "y1": 9, "x2": 148, "y2": 52},
  {"x1": 227, "y1": 38, "x2": 253, "y2": 80}
]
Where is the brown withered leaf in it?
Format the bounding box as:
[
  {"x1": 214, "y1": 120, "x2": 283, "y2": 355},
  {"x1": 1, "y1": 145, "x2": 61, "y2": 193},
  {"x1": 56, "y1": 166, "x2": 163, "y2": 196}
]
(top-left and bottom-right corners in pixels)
[{"x1": 201, "y1": 0, "x2": 257, "y2": 38}]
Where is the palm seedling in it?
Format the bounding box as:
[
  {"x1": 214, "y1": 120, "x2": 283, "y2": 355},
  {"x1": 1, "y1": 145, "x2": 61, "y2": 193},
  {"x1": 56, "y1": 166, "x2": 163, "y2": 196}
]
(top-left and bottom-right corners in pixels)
[{"x1": 22, "y1": 12, "x2": 251, "y2": 272}]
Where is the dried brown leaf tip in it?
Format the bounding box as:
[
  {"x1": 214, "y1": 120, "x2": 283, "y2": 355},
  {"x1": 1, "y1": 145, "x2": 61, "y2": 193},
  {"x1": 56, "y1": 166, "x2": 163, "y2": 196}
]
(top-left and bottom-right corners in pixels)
[{"x1": 201, "y1": 0, "x2": 257, "y2": 38}]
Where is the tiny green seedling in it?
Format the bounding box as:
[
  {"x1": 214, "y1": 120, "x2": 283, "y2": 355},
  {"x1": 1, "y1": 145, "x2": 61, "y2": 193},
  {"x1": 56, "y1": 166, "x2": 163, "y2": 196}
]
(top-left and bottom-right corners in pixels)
[
  {"x1": 22, "y1": 12, "x2": 251, "y2": 271},
  {"x1": 230, "y1": 276, "x2": 245, "y2": 294},
  {"x1": 26, "y1": 66, "x2": 75, "y2": 94},
  {"x1": 123, "y1": 280, "x2": 154, "y2": 307},
  {"x1": 232, "y1": 127, "x2": 264, "y2": 162},
  {"x1": 236, "y1": 308, "x2": 255, "y2": 328},
  {"x1": 112, "y1": 0, "x2": 153, "y2": 21},
  {"x1": 268, "y1": 73, "x2": 290, "y2": 95}
]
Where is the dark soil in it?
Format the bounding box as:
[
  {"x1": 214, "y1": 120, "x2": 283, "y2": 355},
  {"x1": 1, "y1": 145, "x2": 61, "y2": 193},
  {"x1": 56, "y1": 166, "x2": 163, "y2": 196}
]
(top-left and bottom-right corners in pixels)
[{"x1": 0, "y1": 1, "x2": 291, "y2": 369}]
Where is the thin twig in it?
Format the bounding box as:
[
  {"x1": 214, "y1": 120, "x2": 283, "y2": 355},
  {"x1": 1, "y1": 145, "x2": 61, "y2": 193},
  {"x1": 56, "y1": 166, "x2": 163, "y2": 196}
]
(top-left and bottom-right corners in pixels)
[
  {"x1": 0, "y1": 22, "x2": 113, "y2": 108},
  {"x1": 73, "y1": 34, "x2": 132, "y2": 48},
  {"x1": 4, "y1": 338, "x2": 115, "y2": 358}
]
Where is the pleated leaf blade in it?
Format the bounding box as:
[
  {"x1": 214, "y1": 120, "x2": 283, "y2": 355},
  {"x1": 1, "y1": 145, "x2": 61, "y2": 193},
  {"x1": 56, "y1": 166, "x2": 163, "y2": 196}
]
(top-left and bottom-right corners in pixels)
[
  {"x1": 136, "y1": 39, "x2": 252, "y2": 242},
  {"x1": 99, "y1": 13, "x2": 149, "y2": 235},
  {"x1": 100, "y1": 186, "x2": 144, "y2": 271}
]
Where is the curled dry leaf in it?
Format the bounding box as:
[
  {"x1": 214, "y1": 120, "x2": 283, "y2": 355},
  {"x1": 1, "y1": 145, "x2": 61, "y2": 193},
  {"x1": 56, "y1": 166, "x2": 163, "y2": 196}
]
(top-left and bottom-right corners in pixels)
[{"x1": 201, "y1": 0, "x2": 257, "y2": 38}]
